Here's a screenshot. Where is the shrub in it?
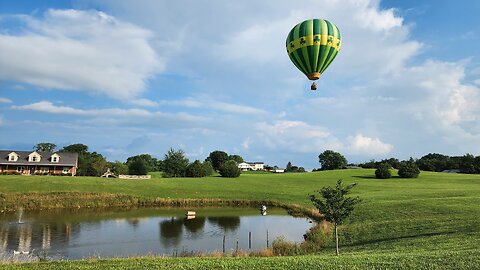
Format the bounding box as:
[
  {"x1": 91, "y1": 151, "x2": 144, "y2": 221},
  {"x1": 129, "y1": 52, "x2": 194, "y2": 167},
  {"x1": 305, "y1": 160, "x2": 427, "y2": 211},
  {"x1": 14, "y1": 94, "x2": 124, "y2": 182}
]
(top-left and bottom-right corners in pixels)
[
  {"x1": 185, "y1": 160, "x2": 207, "y2": 178},
  {"x1": 375, "y1": 163, "x2": 392, "y2": 179},
  {"x1": 398, "y1": 159, "x2": 420, "y2": 178},
  {"x1": 219, "y1": 160, "x2": 241, "y2": 178},
  {"x1": 272, "y1": 236, "x2": 301, "y2": 256}
]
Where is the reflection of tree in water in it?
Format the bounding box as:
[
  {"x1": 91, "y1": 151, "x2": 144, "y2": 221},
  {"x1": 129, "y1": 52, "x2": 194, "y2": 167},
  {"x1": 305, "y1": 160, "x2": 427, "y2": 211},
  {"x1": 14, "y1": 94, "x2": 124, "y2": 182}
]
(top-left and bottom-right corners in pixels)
[
  {"x1": 159, "y1": 217, "x2": 183, "y2": 248},
  {"x1": 183, "y1": 217, "x2": 206, "y2": 237},
  {"x1": 207, "y1": 217, "x2": 240, "y2": 232},
  {"x1": 127, "y1": 218, "x2": 141, "y2": 229}
]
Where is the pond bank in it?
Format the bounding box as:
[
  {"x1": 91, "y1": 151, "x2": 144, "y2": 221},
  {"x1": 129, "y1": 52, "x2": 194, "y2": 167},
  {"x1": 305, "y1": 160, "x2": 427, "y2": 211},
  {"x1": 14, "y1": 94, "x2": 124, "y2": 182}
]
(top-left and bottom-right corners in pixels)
[{"x1": 0, "y1": 192, "x2": 322, "y2": 220}]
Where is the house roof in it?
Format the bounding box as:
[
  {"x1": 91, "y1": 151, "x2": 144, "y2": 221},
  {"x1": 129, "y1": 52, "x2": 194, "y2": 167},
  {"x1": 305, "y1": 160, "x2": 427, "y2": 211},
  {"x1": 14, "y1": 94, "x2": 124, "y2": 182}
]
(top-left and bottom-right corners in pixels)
[{"x1": 0, "y1": 150, "x2": 78, "y2": 166}]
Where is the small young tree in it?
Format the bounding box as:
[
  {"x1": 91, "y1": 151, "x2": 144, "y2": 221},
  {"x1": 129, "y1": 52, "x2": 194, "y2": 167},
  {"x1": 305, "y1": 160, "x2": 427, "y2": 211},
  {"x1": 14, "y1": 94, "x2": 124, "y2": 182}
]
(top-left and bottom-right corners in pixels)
[
  {"x1": 163, "y1": 148, "x2": 189, "y2": 178},
  {"x1": 309, "y1": 180, "x2": 361, "y2": 256},
  {"x1": 398, "y1": 159, "x2": 420, "y2": 178},
  {"x1": 219, "y1": 160, "x2": 241, "y2": 178},
  {"x1": 375, "y1": 163, "x2": 391, "y2": 179}
]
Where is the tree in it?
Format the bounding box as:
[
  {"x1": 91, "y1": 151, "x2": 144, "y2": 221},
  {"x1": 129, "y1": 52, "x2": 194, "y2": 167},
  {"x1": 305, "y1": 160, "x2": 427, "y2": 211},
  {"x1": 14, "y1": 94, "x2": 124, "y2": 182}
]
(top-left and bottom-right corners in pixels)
[
  {"x1": 219, "y1": 160, "x2": 241, "y2": 178},
  {"x1": 163, "y1": 148, "x2": 189, "y2": 177},
  {"x1": 398, "y1": 159, "x2": 420, "y2": 178},
  {"x1": 203, "y1": 160, "x2": 214, "y2": 176},
  {"x1": 207, "y1": 151, "x2": 229, "y2": 171},
  {"x1": 375, "y1": 163, "x2": 391, "y2": 179},
  {"x1": 309, "y1": 180, "x2": 361, "y2": 256},
  {"x1": 61, "y1": 143, "x2": 89, "y2": 154},
  {"x1": 417, "y1": 153, "x2": 450, "y2": 172},
  {"x1": 109, "y1": 161, "x2": 128, "y2": 175},
  {"x1": 229, "y1": 154, "x2": 244, "y2": 164},
  {"x1": 126, "y1": 154, "x2": 160, "y2": 172},
  {"x1": 60, "y1": 144, "x2": 111, "y2": 176},
  {"x1": 34, "y1": 143, "x2": 57, "y2": 152},
  {"x1": 286, "y1": 161, "x2": 293, "y2": 172},
  {"x1": 186, "y1": 160, "x2": 207, "y2": 178},
  {"x1": 90, "y1": 152, "x2": 109, "y2": 176},
  {"x1": 459, "y1": 153, "x2": 478, "y2": 174},
  {"x1": 128, "y1": 159, "x2": 148, "y2": 175},
  {"x1": 318, "y1": 150, "x2": 347, "y2": 170}
]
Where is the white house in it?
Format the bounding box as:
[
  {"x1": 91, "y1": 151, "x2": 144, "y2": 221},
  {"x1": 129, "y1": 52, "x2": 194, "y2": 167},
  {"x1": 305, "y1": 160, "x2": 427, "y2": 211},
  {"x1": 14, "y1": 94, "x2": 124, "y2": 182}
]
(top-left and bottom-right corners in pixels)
[{"x1": 237, "y1": 162, "x2": 265, "y2": 171}]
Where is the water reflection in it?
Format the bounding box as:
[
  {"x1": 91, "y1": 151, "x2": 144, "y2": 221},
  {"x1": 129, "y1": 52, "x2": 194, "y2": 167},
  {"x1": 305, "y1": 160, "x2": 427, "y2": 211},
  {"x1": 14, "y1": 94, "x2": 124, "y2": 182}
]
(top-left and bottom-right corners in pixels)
[{"x1": 0, "y1": 207, "x2": 312, "y2": 260}]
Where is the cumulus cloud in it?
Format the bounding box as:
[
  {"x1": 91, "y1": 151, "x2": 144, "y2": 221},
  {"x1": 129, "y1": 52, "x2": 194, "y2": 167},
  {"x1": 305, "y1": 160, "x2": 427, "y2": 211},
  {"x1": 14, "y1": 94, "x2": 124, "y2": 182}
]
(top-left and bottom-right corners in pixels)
[
  {"x1": 0, "y1": 9, "x2": 163, "y2": 99},
  {"x1": 255, "y1": 120, "x2": 342, "y2": 153},
  {"x1": 348, "y1": 134, "x2": 393, "y2": 155}
]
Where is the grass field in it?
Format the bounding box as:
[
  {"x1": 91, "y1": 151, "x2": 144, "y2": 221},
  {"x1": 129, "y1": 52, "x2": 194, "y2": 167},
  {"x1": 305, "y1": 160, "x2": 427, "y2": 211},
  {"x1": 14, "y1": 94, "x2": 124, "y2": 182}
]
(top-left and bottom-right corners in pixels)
[{"x1": 1, "y1": 169, "x2": 479, "y2": 269}]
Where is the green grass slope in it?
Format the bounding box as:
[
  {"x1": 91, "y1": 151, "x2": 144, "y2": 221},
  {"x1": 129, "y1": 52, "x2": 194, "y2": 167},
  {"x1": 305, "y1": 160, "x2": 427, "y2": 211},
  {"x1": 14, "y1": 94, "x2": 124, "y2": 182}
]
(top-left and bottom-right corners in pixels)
[{"x1": 0, "y1": 169, "x2": 479, "y2": 269}]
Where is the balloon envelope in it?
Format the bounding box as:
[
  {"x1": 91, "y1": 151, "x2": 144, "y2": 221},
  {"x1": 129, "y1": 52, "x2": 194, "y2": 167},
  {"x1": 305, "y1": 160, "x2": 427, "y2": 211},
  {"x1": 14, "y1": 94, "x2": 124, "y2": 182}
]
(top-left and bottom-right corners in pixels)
[{"x1": 286, "y1": 19, "x2": 341, "y2": 80}]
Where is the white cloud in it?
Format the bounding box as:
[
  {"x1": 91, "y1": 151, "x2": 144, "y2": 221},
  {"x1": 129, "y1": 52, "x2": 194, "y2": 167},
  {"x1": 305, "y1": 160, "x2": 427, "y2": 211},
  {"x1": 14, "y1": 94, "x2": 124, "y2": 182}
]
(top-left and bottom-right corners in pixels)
[
  {"x1": 159, "y1": 98, "x2": 267, "y2": 115},
  {"x1": 0, "y1": 98, "x2": 12, "y2": 104},
  {"x1": 0, "y1": 9, "x2": 163, "y2": 99},
  {"x1": 255, "y1": 120, "x2": 342, "y2": 153},
  {"x1": 347, "y1": 134, "x2": 393, "y2": 155},
  {"x1": 11, "y1": 101, "x2": 207, "y2": 126}
]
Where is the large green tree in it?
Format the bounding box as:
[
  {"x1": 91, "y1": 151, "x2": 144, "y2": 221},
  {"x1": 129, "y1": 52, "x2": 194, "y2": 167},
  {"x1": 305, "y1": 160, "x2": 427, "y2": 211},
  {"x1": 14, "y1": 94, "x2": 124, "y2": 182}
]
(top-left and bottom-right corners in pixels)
[
  {"x1": 128, "y1": 159, "x2": 148, "y2": 175},
  {"x1": 318, "y1": 150, "x2": 347, "y2": 170},
  {"x1": 60, "y1": 144, "x2": 107, "y2": 176},
  {"x1": 34, "y1": 143, "x2": 57, "y2": 152},
  {"x1": 126, "y1": 154, "x2": 161, "y2": 172},
  {"x1": 228, "y1": 154, "x2": 244, "y2": 164},
  {"x1": 163, "y1": 148, "x2": 189, "y2": 178},
  {"x1": 310, "y1": 180, "x2": 361, "y2": 256},
  {"x1": 207, "y1": 151, "x2": 229, "y2": 171}
]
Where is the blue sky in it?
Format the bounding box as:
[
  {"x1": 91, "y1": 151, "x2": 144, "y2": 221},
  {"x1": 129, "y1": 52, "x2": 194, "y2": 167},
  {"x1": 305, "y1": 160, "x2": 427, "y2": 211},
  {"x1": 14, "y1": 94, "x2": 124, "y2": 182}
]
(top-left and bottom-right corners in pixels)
[{"x1": 1, "y1": 0, "x2": 479, "y2": 169}]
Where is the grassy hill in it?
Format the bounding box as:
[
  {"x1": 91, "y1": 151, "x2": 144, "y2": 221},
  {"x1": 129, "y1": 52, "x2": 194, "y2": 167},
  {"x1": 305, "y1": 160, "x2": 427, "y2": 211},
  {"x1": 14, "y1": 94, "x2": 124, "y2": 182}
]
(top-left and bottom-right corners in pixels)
[{"x1": 0, "y1": 169, "x2": 479, "y2": 269}]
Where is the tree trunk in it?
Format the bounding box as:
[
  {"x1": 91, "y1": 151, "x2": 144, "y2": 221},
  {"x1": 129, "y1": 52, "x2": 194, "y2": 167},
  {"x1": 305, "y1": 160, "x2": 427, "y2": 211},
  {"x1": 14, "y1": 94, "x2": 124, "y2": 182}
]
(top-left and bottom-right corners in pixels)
[{"x1": 335, "y1": 223, "x2": 339, "y2": 256}]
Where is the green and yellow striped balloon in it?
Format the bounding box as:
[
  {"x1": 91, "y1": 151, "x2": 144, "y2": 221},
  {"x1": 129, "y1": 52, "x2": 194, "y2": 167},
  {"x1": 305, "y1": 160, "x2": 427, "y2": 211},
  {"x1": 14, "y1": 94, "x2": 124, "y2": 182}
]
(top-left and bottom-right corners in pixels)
[{"x1": 286, "y1": 19, "x2": 341, "y2": 81}]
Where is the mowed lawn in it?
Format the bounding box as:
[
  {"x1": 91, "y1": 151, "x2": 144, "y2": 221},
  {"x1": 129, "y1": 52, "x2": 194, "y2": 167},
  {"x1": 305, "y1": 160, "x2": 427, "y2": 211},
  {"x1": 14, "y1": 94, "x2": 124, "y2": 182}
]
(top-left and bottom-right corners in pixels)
[{"x1": 1, "y1": 169, "x2": 479, "y2": 269}]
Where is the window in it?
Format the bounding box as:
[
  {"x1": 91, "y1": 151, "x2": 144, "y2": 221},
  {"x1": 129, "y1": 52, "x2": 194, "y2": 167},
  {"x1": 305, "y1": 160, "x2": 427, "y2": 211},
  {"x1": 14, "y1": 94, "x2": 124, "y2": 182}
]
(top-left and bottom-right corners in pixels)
[
  {"x1": 32, "y1": 156, "x2": 37, "y2": 162},
  {"x1": 51, "y1": 155, "x2": 60, "y2": 163},
  {"x1": 63, "y1": 167, "x2": 70, "y2": 174},
  {"x1": 16, "y1": 166, "x2": 25, "y2": 173}
]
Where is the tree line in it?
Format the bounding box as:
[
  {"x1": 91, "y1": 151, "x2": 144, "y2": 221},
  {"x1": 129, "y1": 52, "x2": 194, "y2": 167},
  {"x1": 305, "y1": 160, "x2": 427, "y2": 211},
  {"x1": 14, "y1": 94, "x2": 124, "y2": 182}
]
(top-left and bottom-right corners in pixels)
[{"x1": 33, "y1": 143, "x2": 242, "y2": 178}]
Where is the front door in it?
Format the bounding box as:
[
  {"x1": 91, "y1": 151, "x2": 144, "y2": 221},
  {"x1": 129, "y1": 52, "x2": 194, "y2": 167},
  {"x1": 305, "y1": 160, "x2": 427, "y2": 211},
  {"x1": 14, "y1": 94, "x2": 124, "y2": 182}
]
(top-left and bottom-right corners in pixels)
[{"x1": 29, "y1": 166, "x2": 35, "y2": 175}]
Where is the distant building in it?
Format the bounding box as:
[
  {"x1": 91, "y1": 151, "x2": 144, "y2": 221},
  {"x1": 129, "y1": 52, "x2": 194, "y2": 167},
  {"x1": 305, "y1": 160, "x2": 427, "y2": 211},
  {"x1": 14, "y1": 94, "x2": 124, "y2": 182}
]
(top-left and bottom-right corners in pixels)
[
  {"x1": 273, "y1": 168, "x2": 285, "y2": 173},
  {"x1": 237, "y1": 162, "x2": 265, "y2": 171},
  {"x1": 0, "y1": 150, "x2": 78, "y2": 176}
]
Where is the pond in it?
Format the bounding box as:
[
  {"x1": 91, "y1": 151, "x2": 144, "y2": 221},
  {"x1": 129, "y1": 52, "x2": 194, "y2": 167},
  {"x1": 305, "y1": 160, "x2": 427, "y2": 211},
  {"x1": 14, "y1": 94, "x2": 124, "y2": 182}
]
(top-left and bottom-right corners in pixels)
[{"x1": 0, "y1": 207, "x2": 314, "y2": 260}]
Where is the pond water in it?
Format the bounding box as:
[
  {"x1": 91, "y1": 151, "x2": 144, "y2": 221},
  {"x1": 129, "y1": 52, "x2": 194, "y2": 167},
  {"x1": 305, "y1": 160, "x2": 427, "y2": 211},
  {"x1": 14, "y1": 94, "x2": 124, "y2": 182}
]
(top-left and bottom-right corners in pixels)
[{"x1": 0, "y1": 207, "x2": 313, "y2": 260}]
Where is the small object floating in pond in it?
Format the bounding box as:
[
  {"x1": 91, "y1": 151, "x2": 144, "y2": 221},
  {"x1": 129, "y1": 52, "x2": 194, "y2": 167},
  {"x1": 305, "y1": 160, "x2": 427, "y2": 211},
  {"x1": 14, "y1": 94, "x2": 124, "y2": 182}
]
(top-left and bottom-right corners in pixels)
[
  {"x1": 186, "y1": 215, "x2": 196, "y2": 220},
  {"x1": 186, "y1": 211, "x2": 196, "y2": 216},
  {"x1": 260, "y1": 205, "x2": 267, "y2": 211},
  {"x1": 13, "y1": 250, "x2": 30, "y2": 255}
]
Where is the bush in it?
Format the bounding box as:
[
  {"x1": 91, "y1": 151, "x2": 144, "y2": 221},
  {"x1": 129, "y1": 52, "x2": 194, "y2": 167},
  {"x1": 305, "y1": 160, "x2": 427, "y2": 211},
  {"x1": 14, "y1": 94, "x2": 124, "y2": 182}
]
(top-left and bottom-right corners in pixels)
[
  {"x1": 375, "y1": 163, "x2": 391, "y2": 179},
  {"x1": 128, "y1": 159, "x2": 148, "y2": 175},
  {"x1": 398, "y1": 160, "x2": 420, "y2": 178},
  {"x1": 219, "y1": 160, "x2": 241, "y2": 178},
  {"x1": 185, "y1": 160, "x2": 207, "y2": 178}
]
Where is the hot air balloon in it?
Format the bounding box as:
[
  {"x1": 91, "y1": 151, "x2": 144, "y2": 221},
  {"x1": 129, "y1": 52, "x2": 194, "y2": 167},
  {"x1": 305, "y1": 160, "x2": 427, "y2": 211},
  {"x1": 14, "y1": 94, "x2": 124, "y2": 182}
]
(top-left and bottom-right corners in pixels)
[{"x1": 286, "y1": 19, "x2": 341, "y2": 90}]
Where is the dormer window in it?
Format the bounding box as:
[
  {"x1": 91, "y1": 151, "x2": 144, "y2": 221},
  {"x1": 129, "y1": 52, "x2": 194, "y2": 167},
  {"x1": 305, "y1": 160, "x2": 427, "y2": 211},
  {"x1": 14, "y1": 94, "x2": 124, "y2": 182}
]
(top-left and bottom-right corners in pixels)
[
  {"x1": 8, "y1": 152, "x2": 19, "y2": 162},
  {"x1": 28, "y1": 151, "x2": 41, "y2": 162},
  {"x1": 51, "y1": 153, "x2": 60, "y2": 163}
]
